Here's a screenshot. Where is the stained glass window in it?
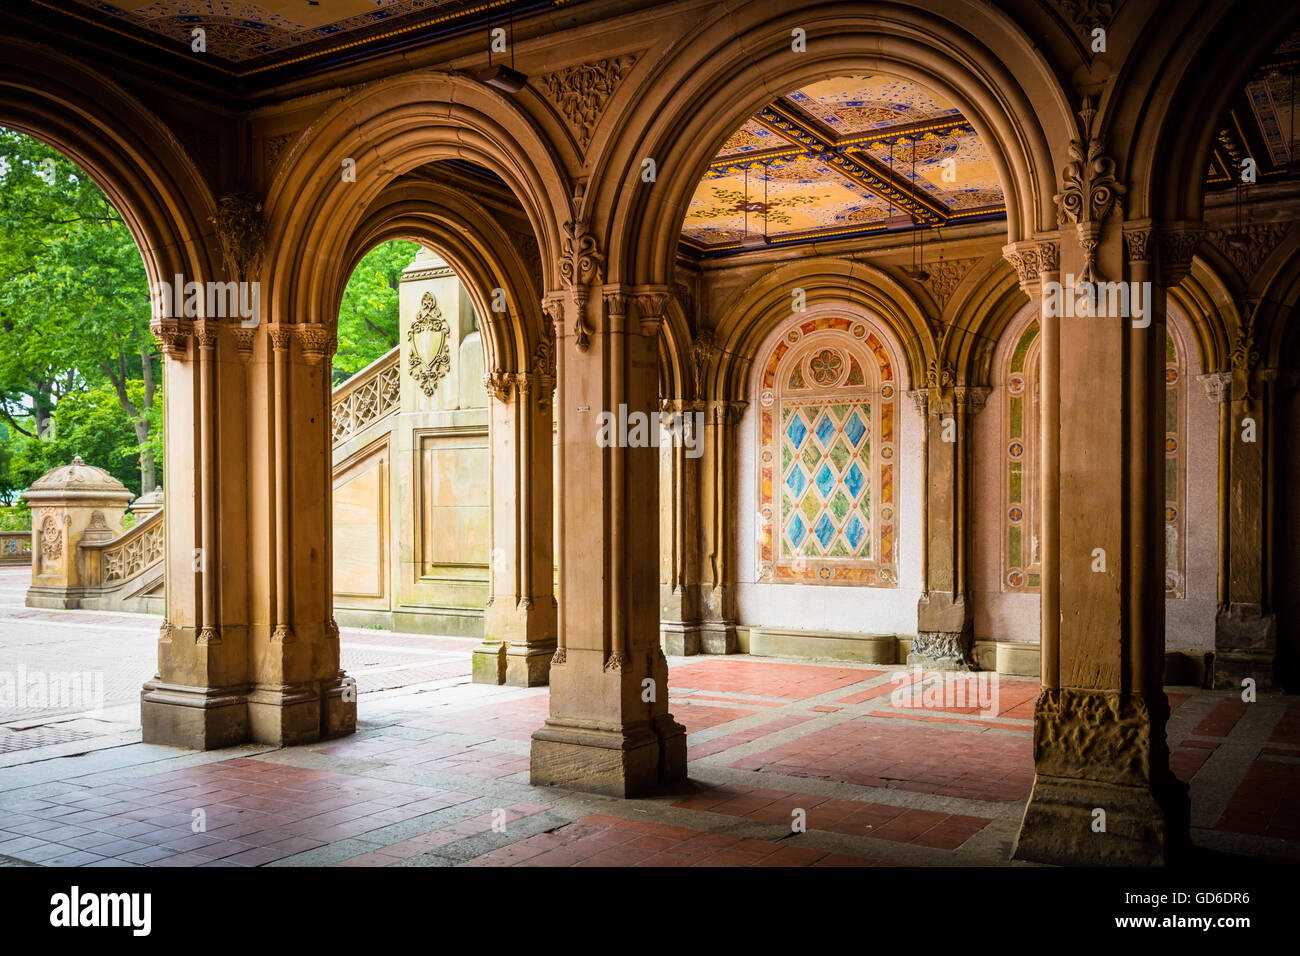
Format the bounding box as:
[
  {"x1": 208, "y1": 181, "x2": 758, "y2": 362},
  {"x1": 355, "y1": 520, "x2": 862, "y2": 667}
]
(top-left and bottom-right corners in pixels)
[
  {"x1": 1002, "y1": 316, "x2": 1186, "y2": 598},
  {"x1": 757, "y1": 316, "x2": 898, "y2": 587}
]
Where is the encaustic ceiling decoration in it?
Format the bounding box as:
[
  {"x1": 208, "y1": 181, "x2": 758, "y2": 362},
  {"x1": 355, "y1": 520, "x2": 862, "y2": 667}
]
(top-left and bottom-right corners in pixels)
[
  {"x1": 680, "y1": 75, "x2": 1006, "y2": 256},
  {"x1": 59, "y1": 0, "x2": 573, "y2": 71}
]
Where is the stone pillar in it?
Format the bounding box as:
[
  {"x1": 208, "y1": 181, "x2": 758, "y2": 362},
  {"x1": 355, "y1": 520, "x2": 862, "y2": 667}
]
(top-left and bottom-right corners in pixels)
[
  {"x1": 22, "y1": 457, "x2": 133, "y2": 608},
  {"x1": 477, "y1": 359, "x2": 558, "y2": 686},
  {"x1": 910, "y1": 384, "x2": 989, "y2": 670},
  {"x1": 141, "y1": 294, "x2": 356, "y2": 747},
  {"x1": 659, "y1": 396, "x2": 703, "y2": 656},
  {"x1": 1005, "y1": 188, "x2": 1198, "y2": 864},
  {"x1": 530, "y1": 265, "x2": 686, "y2": 796},
  {"x1": 697, "y1": 399, "x2": 745, "y2": 654},
  {"x1": 1214, "y1": 305, "x2": 1278, "y2": 688}
]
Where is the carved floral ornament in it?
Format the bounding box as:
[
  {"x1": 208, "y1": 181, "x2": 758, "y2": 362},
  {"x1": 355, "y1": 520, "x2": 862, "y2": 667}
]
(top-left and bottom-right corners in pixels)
[
  {"x1": 1053, "y1": 98, "x2": 1124, "y2": 283},
  {"x1": 559, "y1": 220, "x2": 604, "y2": 351},
  {"x1": 537, "y1": 55, "x2": 639, "y2": 151},
  {"x1": 409, "y1": 291, "x2": 451, "y2": 397}
]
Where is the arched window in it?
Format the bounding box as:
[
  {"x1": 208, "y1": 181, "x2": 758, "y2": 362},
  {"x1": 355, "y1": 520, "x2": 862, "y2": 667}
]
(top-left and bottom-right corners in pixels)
[
  {"x1": 1001, "y1": 315, "x2": 1186, "y2": 597},
  {"x1": 756, "y1": 316, "x2": 898, "y2": 587}
]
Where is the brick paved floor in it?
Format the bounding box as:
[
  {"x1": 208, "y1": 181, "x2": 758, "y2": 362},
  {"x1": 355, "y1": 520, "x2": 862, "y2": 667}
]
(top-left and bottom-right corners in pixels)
[{"x1": 0, "y1": 566, "x2": 1296, "y2": 866}]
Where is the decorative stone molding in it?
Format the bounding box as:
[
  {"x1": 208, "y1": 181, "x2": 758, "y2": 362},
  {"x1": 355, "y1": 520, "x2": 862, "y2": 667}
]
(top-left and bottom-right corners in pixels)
[
  {"x1": 332, "y1": 351, "x2": 400, "y2": 445},
  {"x1": 908, "y1": 389, "x2": 928, "y2": 417},
  {"x1": 159, "y1": 620, "x2": 173, "y2": 645},
  {"x1": 271, "y1": 623, "x2": 295, "y2": 643},
  {"x1": 926, "y1": 358, "x2": 956, "y2": 388},
  {"x1": 1205, "y1": 222, "x2": 1291, "y2": 282},
  {"x1": 296, "y1": 325, "x2": 334, "y2": 364},
  {"x1": 603, "y1": 652, "x2": 629, "y2": 673},
  {"x1": 197, "y1": 626, "x2": 220, "y2": 646},
  {"x1": 1047, "y1": 0, "x2": 1117, "y2": 53},
  {"x1": 485, "y1": 369, "x2": 514, "y2": 403},
  {"x1": 955, "y1": 385, "x2": 991, "y2": 414},
  {"x1": 531, "y1": 319, "x2": 556, "y2": 409},
  {"x1": 408, "y1": 291, "x2": 451, "y2": 397},
  {"x1": 1001, "y1": 237, "x2": 1058, "y2": 296},
  {"x1": 326, "y1": 617, "x2": 340, "y2": 641},
  {"x1": 537, "y1": 55, "x2": 638, "y2": 151},
  {"x1": 39, "y1": 514, "x2": 62, "y2": 566},
  {"x1": 909, "y1": 630, "x2": 975, "y2": 671},
  {"x1": 602, "y1": 290, "x2": 629, "y2": 344},
  {"x1": 633, "y1": 290, "x2": 669, "y2": 337},
  {"x1": 1157, "y1": 223, "x2": 1205, "y2": 288},
  {"x1": 1053, "y1": 98, "x2": 1124, "y2": 283},
  {"x1": 210, "y1": 192, "x2": 266, "y2": 283},
  {"x1": 1197, "y1": 371, "x2": 1231, "y2": 404},
  {"x1": 193, "y1": 320, "x2": 219, "y2": 349},
  {"x1": 922, "y1": 256, "x2": 981, "y2": 311},
  {"x1": 551, "y1": 648, "x2": 566, "y2": 665},
  {"x1": 268, "y1": 324, "x2": 294, "y2": 351},
  {"x1": 559, "y1": 220, "x2": 604, "y2": 350},
  {"x1": 1033, "y1": 688, "x2": 1154, "y2": 788},
  {"x1": 1122, "y1": 224, "x2": 1151, "y2": 263},
  {"x1": 153, "y1": 321, "x2": 192, "y2": 359},
  {"x1": 231, "y1": 327, "x2": 255, "y2": 359}
]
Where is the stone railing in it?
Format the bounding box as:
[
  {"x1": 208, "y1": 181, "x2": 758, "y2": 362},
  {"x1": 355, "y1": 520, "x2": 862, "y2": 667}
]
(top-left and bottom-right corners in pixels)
[
  {"x1": 0, "y1": 530, "x2": 32, "y2": 566},
  {"x1": 332, "y1": 347, "x2": 400, "y2": 447},
  {"x1": 82, "y1": 509, "x2": 165, "y2": 587}
]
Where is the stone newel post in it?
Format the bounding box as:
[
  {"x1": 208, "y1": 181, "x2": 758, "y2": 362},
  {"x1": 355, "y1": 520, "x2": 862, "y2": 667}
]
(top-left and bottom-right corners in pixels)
[{"x1": 22, "y1": 456, "x2": 133, "y2": 609}]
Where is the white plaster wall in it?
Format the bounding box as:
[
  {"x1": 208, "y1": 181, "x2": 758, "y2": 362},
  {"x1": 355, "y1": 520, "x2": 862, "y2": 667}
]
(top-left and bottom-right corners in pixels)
[
  {"x1": 735, "y1": 341, "x2": 924, "y2": 636},
  {"x1": 971, "y1": 303, "x2": 1219, "y2": 652}
]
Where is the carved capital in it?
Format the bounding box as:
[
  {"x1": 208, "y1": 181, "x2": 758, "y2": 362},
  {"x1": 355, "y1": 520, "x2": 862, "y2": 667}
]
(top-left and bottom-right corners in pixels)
[
  {"x1": 908, "y1": 389, "x2": 929, "y2": 417},
  {"x1": 268, "y1": 324, "x2": 294, "y2": 351},
  {"x1": 926, "y1": 358, "x2": 956, "y2": 389},
  {"x1": 192, "y1": 320, "x2": 219, "y2": 350},
  {"x1": 1123, "y1": 223, "x2": 1152, "y2": 263},
  {"x1": 296, "y1": 324, "x2": 335, "y2": 364},
  {"x1": 231, "y1": 327, "x2": 255, "y2": 359},
  {"x1": 153, "y1": 321, "x2": 192, "y2": 360},
  {"x1": 485, "y1": 369, "x2": 514, "y2": 403},
  {"x1": 1197, "y1": 371, "x2": 1231, "y2": 405},
  {"x1": 633, "y1": 290, "x2": 670, "y2": 337},
  {"x1": 955, "y1": 385, "x2": 992, "y2": 414},
  {"x1": 531, "y1": 319, "x2": 556, "y2": 410},
  {"x1": 1002, "y1": 238, "x2": 1058, "y2": 296},
  {"x1": 1157, "y1": 222, "x2": 1205, "y2": 288}
]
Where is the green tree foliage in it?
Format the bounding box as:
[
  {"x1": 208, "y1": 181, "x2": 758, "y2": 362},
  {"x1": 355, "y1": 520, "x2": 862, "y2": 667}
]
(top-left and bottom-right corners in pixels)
[
  {"x1": 0, "y1": 127, "x2": 159, "y2": 497},
  {"x1": 333, "y1": 239, "x2": 420, "y2": 385}
]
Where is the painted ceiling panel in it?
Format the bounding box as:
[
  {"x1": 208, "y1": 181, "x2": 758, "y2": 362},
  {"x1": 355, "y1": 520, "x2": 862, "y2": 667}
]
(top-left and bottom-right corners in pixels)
[{"x1": 787, "y1": 75, "x2": 961, "y2": 133}]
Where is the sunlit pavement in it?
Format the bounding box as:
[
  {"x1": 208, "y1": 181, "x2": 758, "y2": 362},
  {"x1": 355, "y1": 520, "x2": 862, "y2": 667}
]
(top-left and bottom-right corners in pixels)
[{"x1": 0, "y1": 566, "x2": 1296, "y2": 867}]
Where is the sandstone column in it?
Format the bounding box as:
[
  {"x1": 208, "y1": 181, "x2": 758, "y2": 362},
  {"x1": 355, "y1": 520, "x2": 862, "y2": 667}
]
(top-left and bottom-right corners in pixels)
[
  {"x1": 476, "y1": 356, "x2": 558, "y2": 686},
  {"x1": 697, "y1": 398, "x2": 745, "y2": 654},
  {"x1": 659, "y1": 396, "x2": 703, "y2": 656},
  {"x1": 531, "y1": 260, "x2": 686, "y2": 796},
  {"x1": 1006, "y1": 189, "x2": 1198, "y2": 863},
  {"x1": 1214, "y1": 303, "x2": 1278, "y2": 688},
  {"x1": 910, "y1": 382, "x2": 988, "y2": 670}
]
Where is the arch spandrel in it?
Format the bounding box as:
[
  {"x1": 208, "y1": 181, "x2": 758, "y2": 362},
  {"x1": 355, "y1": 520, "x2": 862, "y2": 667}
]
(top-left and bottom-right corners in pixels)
[
  {"x1": 264, "y1": 71, "x2": 573, "y2": 331},
  {"x1": 584, "y1": 1, "x2": 1071, "y2": 286}
]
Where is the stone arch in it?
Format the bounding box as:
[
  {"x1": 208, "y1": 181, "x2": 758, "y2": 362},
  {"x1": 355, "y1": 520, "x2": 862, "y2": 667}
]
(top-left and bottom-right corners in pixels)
[
  {"x1": 589, "y1": 0, "x2": 1070, "y2": 285},
  {"x1": 340, "y1": 180, "x2": 546, "y2": 379},
  {"x1": 0, "y1": 37, "x2": 218, "y2": 302},
  {"x1": 264, "y1": 71, "x2": 572, "y2": 331},
  {"x1": 1170, "y1": 258, "x2": 1237, "y2": 375},
  {"x1": 705, "y1": 259, "x2": 928, "y2": 404},
  {"x1": 1118, "y1": 0, "x2": 1300, "y2": 222}
]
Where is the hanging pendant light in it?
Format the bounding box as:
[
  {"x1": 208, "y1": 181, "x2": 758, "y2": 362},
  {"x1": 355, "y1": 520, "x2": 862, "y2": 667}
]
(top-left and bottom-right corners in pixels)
[
  {"x1": 904, "y1": 137, "x2": 930, "y2": 281},
  {"x1": 477, "y1": 1, "x2": 527, "y2": 92}
]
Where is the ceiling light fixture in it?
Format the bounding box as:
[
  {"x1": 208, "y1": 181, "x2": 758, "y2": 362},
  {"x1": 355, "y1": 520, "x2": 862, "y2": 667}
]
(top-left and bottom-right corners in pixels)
[{"x1": 476, "y1": 1, "x2": 527, "y2": 93}]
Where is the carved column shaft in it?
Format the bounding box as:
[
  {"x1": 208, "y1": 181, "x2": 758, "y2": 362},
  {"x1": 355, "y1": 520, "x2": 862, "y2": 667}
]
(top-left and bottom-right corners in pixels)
[
  {"x1": 531, "y1": 282, "x2": 686, "y2": 796},
  {"x1": 698, "y1": 398, "x2": 745, "y2": 654},
  {"x1": 659, "y1": 396, "x2": 703, "y2": 656}
]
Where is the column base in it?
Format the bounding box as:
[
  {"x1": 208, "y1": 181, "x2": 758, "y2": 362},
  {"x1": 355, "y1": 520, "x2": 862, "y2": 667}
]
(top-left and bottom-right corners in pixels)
[
  {"x1": 1214, "y1": 604, "x2": 1277, "y2": 690},
  {"x1": 699, "y1": 621, "x2": 737, "y2": 655},
  {"x1": 472, "y1": 641, "x2": 506, "y2": 684},
  {"x1": 908, "y1": 629, "x2": 975, "y2": 671},
  {"x1": 661, "y1": 621, "x2": 701, "y2": 656},
  {"x1": 246, "y1": 680, "x2": 357, "y2": 746},
  {"x1": 530, "y1": 715, "x2": 687, "y2": 797},
  {"x1": 1012, "y1": 772, "x2": 1190, "y2": 866},
  {"x1": 140, "y1": 680, "x2": 249, "y2": 750},
  {"x1": 504, "y1": 640, "x2": 555, "y2": 686}
]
